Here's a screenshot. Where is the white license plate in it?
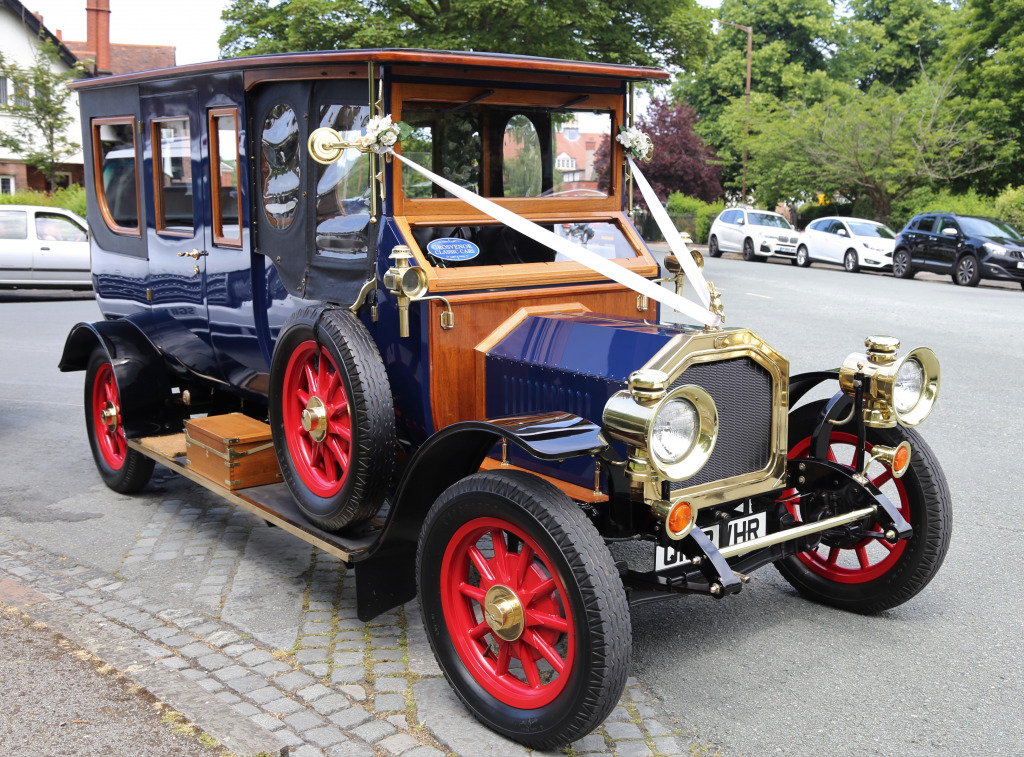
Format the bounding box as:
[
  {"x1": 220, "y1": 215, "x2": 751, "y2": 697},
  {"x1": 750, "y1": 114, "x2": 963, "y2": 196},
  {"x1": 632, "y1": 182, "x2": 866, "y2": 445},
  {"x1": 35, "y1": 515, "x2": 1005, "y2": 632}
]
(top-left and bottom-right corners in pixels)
[
  {"x1": 655, "y1": 512, "x2": 767, "y2": 572},
  {"x1": 778, "y1": 245, "x2": 795, "y2": 253},
  {"x1": 1017, "y1": 262, "x2": 1024, "y2": 269}
]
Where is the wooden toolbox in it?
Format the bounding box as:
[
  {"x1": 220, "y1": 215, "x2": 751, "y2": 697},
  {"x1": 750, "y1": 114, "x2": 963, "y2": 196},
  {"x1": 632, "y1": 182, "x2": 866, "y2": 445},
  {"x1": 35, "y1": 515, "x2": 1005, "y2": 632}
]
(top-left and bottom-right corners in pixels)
[{"x1": 184, "y1": 413, "x2": 282, "y2": 490}]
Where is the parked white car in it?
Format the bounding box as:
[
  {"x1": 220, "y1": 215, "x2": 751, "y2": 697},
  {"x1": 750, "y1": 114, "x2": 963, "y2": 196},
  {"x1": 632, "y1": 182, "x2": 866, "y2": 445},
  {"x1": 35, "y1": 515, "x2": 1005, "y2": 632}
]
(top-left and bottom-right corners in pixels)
[
  {"x1": 797, "y1": 216, "x2": 896, "y2": 272},
  {"x1": 707, "y1": 207, "x2": 799, "y2": 262},
  {"x1": 0, "y1": 205, "x2": 91, "y2": 288}
]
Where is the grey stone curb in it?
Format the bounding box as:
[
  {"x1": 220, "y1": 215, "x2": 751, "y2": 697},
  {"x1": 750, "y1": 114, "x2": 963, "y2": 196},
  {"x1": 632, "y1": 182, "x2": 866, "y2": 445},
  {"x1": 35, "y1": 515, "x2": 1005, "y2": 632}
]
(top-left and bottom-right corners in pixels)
[{"x1": 0, "y1": 530, "x2": 690, "y2": 757}]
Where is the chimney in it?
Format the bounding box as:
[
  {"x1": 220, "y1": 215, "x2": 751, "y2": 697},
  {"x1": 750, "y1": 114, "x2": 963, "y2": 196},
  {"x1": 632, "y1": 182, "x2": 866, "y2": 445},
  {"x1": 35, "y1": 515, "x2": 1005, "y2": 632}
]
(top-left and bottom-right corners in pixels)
[
  {"x1": 85, "y1": 0, "x2": 111, "y2": 75},
  {"x1": 56, "y1": 29, "x2": 63, "y2": 41}
]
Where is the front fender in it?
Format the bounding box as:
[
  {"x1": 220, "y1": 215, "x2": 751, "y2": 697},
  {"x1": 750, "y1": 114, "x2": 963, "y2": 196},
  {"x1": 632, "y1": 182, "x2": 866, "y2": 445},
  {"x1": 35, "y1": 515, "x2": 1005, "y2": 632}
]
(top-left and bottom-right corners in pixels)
[
  {"x1": 59, "y1": 320, "x2": 180, "y2": 438},
  {"x1": 351, "y1": 412, "x2": 607, "y2": 621}
]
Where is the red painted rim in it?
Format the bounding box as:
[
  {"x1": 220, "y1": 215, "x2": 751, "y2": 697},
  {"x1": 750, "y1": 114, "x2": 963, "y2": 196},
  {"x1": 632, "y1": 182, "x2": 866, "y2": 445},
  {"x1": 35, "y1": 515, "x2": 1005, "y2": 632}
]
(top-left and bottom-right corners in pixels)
[
  {"x1": 281, "y1": 340, "x2": 352, "y2": 497},
  {"x1": 785, "y1": 431, "x2": 908, "y2": 584},
  {"x1": 92, "y1": 361, "x2": 126, "y2": 470},
  {"x1": 440, "y1": 517, "x2": 576, "y2": 708}
]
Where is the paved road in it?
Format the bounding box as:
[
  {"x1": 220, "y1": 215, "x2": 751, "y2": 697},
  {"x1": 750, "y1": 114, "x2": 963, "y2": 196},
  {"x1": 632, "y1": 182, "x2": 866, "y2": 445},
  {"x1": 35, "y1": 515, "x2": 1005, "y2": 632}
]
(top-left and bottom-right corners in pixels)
[
  {"x1": 641, "y1": 250, "x2": 1024, "y2": 757},
  {"x1": 0, "y1": 260, "x2": 1020, "y2": 757}
]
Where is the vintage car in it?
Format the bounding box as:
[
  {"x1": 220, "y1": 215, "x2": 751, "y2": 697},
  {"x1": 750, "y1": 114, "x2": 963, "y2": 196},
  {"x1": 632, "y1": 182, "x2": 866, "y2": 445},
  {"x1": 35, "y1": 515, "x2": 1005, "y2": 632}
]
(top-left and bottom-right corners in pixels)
[{"x1": 59, "y1": 50, "x2": 952, "y2": 749}]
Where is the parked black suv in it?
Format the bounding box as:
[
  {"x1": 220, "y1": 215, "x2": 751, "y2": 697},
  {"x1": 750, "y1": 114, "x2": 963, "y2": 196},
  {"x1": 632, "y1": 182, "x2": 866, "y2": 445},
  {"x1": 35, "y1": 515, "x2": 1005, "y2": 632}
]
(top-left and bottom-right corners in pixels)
[{"x1": 893, "y1": 212, "x2": 1024, "y2": 288}]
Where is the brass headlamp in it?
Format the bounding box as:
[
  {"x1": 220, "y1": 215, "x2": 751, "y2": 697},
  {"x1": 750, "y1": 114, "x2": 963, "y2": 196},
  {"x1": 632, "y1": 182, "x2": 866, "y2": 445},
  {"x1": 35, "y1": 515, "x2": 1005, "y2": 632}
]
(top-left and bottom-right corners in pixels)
[
  {"x1": 383, "y1": 245, "x2": 454, "y2": 337},
  {"x1": 839, "y1": 335, "x2": 940, "y2": 428}
]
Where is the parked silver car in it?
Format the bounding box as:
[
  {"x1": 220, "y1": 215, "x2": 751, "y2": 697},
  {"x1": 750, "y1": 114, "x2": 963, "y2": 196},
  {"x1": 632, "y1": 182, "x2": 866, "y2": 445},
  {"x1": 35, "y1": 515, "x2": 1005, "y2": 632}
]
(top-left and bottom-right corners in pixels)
[
  {"x1": 707, "y1": 207, "x2": 799, "y2": 261},
  {"x1": 0, "y1": 205, "x2": 91, "y2": 288},
  {"x1": 797, "y1": 216, "x2": 896, "y2": 272}
]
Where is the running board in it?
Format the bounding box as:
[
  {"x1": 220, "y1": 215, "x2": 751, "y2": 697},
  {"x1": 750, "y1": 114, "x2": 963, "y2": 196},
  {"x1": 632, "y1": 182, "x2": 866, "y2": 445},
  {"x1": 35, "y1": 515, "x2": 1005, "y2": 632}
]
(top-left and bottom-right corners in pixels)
[{"x1": 127, "y1": 434, "x2": 381, "y2": 562}]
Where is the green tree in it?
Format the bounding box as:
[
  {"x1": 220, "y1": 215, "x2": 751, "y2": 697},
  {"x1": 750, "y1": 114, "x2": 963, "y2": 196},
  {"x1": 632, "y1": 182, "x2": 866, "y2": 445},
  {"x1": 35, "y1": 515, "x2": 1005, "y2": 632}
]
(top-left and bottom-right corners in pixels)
[
  {"x1": 727, "y1": 74, "x2": 1002, "y2": 222},
  {"x1": 941, "y1": 0, "x2": 1024, "y2": 190},
  {"x1": 0, "y1": 39, "x2": 84, "y2": 191},
  {"x1": 219, "y1": 0, "x2": 712, "y2": 70}
]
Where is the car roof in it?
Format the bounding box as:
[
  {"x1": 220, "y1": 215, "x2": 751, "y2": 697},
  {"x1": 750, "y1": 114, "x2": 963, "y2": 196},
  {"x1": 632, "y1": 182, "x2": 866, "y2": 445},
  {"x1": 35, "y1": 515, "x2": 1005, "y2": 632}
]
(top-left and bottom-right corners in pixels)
[{"x1": 69, "y1": 48, "x2": 670, "y2": 90}]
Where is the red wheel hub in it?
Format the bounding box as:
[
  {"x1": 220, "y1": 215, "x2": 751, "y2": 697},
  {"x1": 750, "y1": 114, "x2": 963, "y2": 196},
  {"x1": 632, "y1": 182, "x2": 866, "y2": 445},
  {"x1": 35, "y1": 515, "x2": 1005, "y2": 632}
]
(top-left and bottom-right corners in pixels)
[
  {"x1": 281, "y1": 341, "x2": 352, "y2": 497},
  {"x1": 92, "y1": 362, "x2": 126, "y2": 470},
  {"x1": 785, "y1": 431, "x2": 908, "y2": 583},
  {"x1": 440, "y1": 517, "x2": 576, "y2": 708}
]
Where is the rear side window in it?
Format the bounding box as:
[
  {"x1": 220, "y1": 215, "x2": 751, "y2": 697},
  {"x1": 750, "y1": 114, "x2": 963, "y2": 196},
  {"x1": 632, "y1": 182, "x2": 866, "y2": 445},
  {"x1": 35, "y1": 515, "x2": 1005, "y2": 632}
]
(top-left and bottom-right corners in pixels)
[
  {"x1": 92, "y1": 117, "x2": 141, "y2": 235},
  {"x1": 152, "y1": 117, "x2": 194, "y2": 235},
  {"x1": 35, "y1": 213, "x2": 87, "y2": 242},
  {"x1": 210, "y1": 108, "x2": 241, "y2": 247},
  {"x1": 0, "y1": 210, "x2": 27, "y2": 239},
  {"x1": 914, "y1": 216, "x2": 935, "y2": 233}
]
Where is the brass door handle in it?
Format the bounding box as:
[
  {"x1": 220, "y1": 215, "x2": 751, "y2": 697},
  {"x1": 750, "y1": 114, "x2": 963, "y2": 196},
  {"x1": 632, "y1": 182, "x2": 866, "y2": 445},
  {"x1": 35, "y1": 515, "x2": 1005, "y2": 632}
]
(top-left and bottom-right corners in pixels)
[{"x1": 176, "y1": 249, "x2": 208, "y2": 260}]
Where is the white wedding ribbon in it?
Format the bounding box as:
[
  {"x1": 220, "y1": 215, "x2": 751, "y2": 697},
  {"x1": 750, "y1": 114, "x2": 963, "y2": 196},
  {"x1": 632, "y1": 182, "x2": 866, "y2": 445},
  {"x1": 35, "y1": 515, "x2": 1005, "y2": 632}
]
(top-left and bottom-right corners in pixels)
[
  {"x1": 627, "y1": 156, "x2": 713, "y2": 309},
  {"x1": 387, "y1": 149, "x2": 721, "y2": 327}
]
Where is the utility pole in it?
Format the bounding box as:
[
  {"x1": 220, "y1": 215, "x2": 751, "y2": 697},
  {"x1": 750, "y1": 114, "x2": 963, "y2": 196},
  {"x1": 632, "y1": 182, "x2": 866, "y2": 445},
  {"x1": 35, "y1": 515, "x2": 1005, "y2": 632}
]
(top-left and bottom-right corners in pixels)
[{"x1": 722, "y1": 21, "x2": 753, "y2": 202}]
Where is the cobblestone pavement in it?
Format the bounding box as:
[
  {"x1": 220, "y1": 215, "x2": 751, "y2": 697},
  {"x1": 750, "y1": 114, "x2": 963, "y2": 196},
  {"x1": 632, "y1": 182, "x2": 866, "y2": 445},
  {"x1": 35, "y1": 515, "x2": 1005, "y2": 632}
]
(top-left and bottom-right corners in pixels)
[{"x1": 0, "y1": 475, "x2": 693, "y2": 757}]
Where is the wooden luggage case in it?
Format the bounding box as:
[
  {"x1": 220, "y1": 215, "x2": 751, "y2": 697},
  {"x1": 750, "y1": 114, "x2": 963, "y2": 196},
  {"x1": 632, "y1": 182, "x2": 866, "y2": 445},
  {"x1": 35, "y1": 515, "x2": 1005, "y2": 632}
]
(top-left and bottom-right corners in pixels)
[{"x1": 185, "y1": 413, "x2": 282, "y2": 490}]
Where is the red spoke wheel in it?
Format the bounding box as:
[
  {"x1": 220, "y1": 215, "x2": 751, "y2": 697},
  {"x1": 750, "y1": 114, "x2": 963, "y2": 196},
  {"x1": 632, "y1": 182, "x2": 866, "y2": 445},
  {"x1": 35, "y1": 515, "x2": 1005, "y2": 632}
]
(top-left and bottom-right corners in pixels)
[
  {"x1": 84, "y1": 349, "x2": 154, "y2": 493},
  {"x1": 417, "y1": 470, "x2": 630, "y2": 750},
  {"x1": 775, "y1": 401, "x2": 952, "y2": 613},
  {"x1": 269, "y1": 308, "x2": 394, "y2": 530},
  {"x1": 281, "y1": 342, "x2": 352, "y2": 498}
]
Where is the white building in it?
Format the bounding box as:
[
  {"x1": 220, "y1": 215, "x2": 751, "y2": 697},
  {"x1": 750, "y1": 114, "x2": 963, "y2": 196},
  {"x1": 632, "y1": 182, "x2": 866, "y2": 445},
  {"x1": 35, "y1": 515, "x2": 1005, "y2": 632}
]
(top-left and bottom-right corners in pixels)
[{"x1": 0, "y1": 0, "x2": 83, "y2": 193}]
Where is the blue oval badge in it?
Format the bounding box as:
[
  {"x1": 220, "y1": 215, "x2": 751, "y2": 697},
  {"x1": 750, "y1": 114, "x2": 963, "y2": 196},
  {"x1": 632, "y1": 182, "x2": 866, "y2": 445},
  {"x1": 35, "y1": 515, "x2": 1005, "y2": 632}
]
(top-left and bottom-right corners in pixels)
[{"x1": 427, "y1": 237, "x2": 479, "y2": 261}]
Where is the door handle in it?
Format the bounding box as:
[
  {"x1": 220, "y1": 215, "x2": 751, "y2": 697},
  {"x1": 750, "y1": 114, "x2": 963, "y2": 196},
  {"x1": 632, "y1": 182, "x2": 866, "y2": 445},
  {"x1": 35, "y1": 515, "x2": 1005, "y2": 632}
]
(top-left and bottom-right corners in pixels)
[
  {"x1": 40, "y1": 246, "x2": 50, "y2": 251},
  {"x1": 177, "y1": 249, "x2": 208, "y2": 260}
]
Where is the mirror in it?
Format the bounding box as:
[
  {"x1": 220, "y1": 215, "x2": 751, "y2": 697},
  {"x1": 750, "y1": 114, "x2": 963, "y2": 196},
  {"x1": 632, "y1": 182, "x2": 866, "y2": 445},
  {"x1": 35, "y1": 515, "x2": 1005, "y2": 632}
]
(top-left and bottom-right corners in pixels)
[
  {"x1": 837, "y1": 228, "x2": 847, "y2": 236},
  {"x1": 941, "y1": 227, "x2": 958, "y2": 237}
]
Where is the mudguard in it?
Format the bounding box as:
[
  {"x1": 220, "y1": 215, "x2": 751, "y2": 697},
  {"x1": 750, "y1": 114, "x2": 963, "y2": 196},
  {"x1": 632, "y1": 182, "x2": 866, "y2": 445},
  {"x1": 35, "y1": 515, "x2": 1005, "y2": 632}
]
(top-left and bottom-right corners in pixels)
[
  {"x1": 59, "y1": 319, "x2": 181, "y2": 438},
  {"x1": 352, "y1": 412, "x2": 607, "y2": 621}
]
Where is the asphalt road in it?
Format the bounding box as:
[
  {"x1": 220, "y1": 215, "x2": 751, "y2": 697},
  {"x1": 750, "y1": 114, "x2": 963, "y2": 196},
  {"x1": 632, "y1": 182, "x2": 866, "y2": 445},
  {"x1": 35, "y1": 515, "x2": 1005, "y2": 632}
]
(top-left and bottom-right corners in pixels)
[
  {"x1": 0, "y1": 259, "x2": 1021, "y2": 757},
  {"x1": 639, "y1": 252, "x2": 1024, "y2": 757}
]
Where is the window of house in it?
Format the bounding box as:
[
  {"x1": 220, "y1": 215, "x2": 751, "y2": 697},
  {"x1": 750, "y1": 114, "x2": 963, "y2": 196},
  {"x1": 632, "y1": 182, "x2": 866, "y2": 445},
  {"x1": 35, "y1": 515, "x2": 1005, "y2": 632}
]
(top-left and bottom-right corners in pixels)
[
  {"x1": 0, "y1": 78, "x2": 8, "y2": 107},
  {"x1": 209, "y1": 108, "x2": 241, "y2": 247},
  {"x1": 152, "y1": 117, "x2": 193, "y2": 234},
  {"x1": 92, "y1": 117, "x2": 140, "y2": 235},
  {"x1": 13, "y1": 82, "x2": 30, "y2": 107},
  {"x1": 0, "y1": 176, "x2": 14, "y2": 195}
]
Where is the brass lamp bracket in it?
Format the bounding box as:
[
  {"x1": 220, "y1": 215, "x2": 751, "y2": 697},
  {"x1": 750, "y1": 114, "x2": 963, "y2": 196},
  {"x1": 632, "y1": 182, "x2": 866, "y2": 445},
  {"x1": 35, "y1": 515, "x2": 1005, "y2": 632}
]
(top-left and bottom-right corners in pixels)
[{"x1": 308, "y1": 127, "x2": 373, "y2": 165}]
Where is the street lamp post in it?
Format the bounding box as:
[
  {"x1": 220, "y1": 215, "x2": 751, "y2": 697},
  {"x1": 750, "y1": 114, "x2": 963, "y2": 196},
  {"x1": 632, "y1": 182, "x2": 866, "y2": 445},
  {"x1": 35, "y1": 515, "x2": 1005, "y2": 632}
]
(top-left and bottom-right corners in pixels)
[{"x1": 722, "y1": 21, "x2": 753, "y2": 202}]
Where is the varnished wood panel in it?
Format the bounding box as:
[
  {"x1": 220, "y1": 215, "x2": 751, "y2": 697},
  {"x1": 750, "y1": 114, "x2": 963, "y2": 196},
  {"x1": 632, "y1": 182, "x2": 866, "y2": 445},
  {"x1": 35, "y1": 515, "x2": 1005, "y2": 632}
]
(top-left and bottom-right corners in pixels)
[{"x1": 428, "y1": 283, "x2": 648, "y2": 429}]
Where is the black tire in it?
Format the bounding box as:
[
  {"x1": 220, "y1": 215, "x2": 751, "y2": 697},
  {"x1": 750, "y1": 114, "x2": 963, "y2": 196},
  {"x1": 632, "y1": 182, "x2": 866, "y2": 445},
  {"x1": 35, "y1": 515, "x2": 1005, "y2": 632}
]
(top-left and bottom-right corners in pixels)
[
  {"x1": 955, "y1": 254, "x2": 981, "y2": 286},
  {"x1": 84, "y1": 349, "x2": 155, "y2": 493},
  {"x1": 774, "y1": 401, "x2": 952, "y2": 614},
  {"x1": 844, "y1": 249, "x2": 860, "y2": 273},
  {"x1": 893, "y1": 249, "x2": 914, "y2": 279},
  {"x1": 269, "y1": 307, "x2": 395, "y2": 530},
  {"x1": 708, "y1": 235, "x2": 722, "y2": 258},
  {"x1": 795, "y1": 245, "x2": 811, "y2": 267},
  {"x1": 417, "y1": 470, "x2": 631, "y2": 749},
  {"x1": 742, "y1": 237, "x2": 757, "y2": 261}
]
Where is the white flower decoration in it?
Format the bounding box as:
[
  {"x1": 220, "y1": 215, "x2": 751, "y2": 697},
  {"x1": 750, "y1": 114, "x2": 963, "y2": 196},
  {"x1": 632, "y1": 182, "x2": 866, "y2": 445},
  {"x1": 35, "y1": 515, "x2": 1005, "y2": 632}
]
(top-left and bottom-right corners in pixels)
[
  {"x1": 617, "y1": 126, "x2": 654, "y2": 162},
  {"x1": 362, "y1": 114, "x2": 406, "y2": 154}
]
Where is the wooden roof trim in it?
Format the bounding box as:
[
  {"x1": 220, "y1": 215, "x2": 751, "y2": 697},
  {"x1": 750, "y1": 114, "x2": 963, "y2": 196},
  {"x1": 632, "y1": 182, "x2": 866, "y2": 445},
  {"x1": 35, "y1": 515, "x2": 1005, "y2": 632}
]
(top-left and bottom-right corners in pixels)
[{"x1": 69, "y1": 48, "x2": 669, "y2": 90}]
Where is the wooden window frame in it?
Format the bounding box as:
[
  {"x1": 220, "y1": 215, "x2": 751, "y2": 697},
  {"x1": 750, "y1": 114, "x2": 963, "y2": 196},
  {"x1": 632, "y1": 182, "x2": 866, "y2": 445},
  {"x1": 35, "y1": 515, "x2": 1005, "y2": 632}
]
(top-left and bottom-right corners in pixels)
[
  {"x1": 91, "y1": 116, "x2": 142, "y2": 238},
  {"x1": 151, "y1": 116, "x2": 194, "y2": 238},
  {"x1": 209, "y1": 107, "x2": 242, "y2": 248},
  {"x1": 390, "y1": 83, "x2": 624, "y2": 219}
]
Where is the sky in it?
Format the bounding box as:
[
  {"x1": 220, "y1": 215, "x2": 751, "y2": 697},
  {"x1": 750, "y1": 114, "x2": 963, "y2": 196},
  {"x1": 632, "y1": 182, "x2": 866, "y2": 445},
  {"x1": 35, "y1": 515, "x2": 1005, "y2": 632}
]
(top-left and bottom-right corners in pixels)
[{"x1": 24, "y1": 0, "x2": 234, "y2": 65}]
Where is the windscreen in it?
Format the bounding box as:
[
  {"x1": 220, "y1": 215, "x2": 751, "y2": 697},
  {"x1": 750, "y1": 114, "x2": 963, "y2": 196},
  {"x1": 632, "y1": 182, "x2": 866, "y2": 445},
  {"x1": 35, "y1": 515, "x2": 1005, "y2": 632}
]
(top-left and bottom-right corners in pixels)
[
  {"x1": 848, "y1": 221, "x2": 895, "y2": 239},
  {"x1": 748, "y1": 212, "x2": 792, "y2": 229},
  {"x1": 959, "y1": 217, "x2": 1023, "y2": 240},
  {"x1": 400, "y1": 98, "x2": 613, "y2": 200}
]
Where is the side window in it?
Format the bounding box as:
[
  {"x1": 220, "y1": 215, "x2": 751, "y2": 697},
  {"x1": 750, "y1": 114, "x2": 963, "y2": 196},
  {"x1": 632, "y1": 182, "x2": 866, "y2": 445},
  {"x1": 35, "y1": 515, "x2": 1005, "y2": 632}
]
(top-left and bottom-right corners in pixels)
[
  {"x1": 35, "y1": 212, "x2": 87, "y2": 242},
  {"x1": 152, "y1": 117, "x2": 193, "y2": 234},
  {"x1": 93, "y1": 117, "x2": 141, "y2": 235},
  {"x1": 915, "y1": 216, "x2": 935, "y2": 233},
  {"x1": 0, "y1": 210, "x2": 27, "y2": 239},
  {"x1": 261, "y1": 104, "x2": 300, "y2": 230},
  {"x1": 210, "y1": 108, "x2": 241, "y2": 247},
  {"x1": 938, "y1": 217, "x2": 959, "y2": 234},
  {"x1": 315, "y1": 103, "x2": 370, "y2": 259},
  {"x1": 807, "y1": 219, "x2": 823, "y2": 231},
  {"x1": 503, "y1": 115, "x2": 542, "y2": 197},
  {"x1": 723, "y1": 210, "x2": 738, "y2": 224}
]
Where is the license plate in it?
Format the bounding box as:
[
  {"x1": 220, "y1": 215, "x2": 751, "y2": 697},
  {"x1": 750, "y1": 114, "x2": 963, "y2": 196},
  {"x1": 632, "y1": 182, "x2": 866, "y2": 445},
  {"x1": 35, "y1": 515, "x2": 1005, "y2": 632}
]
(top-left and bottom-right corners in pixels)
[
  {"x1": 1017, "y1": 262, "x2": 1024, "y2": 269},
  {"x1": 778, "y1": 245, "x2": 795, "y2": 253},
  {"x1": 655, "y1": 512, "x2": 767, "y2": 572}
]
